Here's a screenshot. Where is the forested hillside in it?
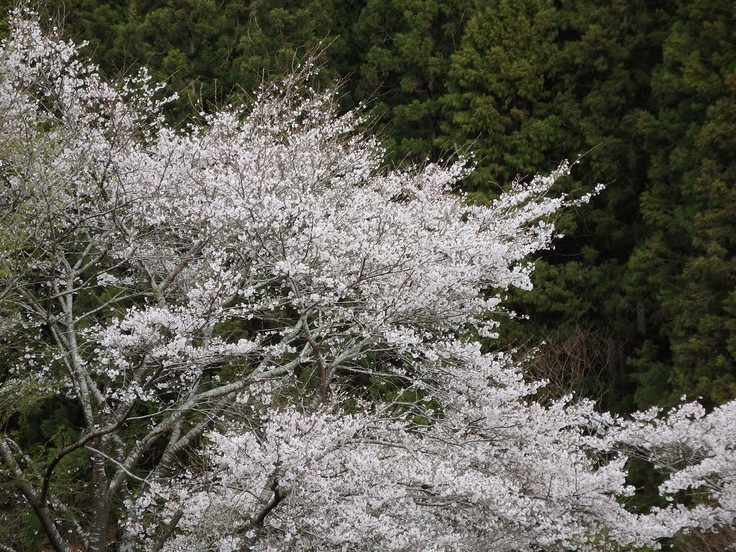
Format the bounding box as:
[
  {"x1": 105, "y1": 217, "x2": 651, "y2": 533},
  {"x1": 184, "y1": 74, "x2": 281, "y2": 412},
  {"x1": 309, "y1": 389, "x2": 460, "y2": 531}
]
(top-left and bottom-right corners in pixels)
[
  {"x1": 5, "y1": 0, "x2": 728, "y2": 413},
  {"x1": 1, "y1": 2, "x2": 735, "y2": 551}
]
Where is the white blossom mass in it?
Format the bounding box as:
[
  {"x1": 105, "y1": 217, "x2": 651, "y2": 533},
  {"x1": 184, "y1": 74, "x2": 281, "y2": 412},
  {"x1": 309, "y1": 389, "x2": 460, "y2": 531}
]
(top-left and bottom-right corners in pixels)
[{"x1": 0, "y1": 10, "x2": 733, "y2": 552}]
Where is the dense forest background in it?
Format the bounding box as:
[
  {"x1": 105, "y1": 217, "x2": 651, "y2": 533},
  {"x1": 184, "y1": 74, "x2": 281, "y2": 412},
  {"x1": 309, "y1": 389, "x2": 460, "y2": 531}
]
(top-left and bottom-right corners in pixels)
[{"x1": 2, "y1": 0, "x2": 734, "y2": 434}]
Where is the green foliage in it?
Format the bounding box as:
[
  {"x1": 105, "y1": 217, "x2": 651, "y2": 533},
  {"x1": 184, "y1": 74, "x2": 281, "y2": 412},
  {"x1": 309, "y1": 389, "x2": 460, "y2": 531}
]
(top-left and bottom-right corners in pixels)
[
  {"x1": 439, "y1": 0, "x2": 673, "y2": 413},
  {"x1": 233, "y1": 0, "x2": 343, "y2": 83},
  {"x1": 36, "y1": 0, "x2": 353, "y2": 124},
  {"x1": 441, "y1": 0, "x2": 563, "y2": 191},
  {"x1": 351, "y1": 0, "x2": 471, "y2": 164},
  {"x1": 630, "y1": 0, "x2": 736, "y2": 408},
  {"x1": 123, "y1": 0, "x2": 257, "y2": 119}
]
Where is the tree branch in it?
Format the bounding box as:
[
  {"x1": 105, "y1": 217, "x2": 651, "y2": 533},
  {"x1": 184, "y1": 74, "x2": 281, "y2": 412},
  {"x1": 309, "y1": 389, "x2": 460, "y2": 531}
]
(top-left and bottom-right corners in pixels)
[{"x1": 0, "y1": 439, "x2": 71, "y2": 552}]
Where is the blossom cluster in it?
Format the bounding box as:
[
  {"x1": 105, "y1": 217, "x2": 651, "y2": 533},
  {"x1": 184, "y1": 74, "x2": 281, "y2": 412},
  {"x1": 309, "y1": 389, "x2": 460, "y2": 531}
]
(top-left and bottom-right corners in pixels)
[{"x1": 0, "y1": 10, "x2": 733, "y2": 552}]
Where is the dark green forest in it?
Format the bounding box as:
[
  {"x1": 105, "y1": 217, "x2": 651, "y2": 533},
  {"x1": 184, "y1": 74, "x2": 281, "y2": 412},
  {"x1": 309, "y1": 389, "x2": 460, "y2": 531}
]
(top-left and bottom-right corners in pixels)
[
  {"x1": 2, "y1": 0, "x2": 733, "y2": 411},
  {"x1": 1, "y1": 1, "x2": 734, "y2": 549}
]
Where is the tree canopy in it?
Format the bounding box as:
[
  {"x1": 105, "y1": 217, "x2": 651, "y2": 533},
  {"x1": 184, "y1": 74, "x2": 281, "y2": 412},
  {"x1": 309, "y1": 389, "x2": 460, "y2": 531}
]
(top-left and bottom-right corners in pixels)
[{"x1": 1, "y1": 10, "x2": 735, "y2": 552}]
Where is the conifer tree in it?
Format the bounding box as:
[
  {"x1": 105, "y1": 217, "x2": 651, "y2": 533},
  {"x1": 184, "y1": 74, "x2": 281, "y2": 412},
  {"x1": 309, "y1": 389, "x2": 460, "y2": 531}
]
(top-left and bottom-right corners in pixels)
[{"x1": 632, "y1": 0, "x2": 736, "y2": 407}]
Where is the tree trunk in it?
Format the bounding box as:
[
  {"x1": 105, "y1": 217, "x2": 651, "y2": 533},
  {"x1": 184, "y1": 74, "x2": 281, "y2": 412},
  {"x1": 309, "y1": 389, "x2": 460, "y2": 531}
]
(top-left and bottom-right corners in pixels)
[{"x1": 88, "y1": 456, "x2": 111, "y2": 552}]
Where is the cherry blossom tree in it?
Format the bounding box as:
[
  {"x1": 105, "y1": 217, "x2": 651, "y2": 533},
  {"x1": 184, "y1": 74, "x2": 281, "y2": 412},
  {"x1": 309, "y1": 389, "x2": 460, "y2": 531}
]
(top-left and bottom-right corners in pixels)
[{"x1": 0, "y1": 10, "x2": 733, "y2": 552}]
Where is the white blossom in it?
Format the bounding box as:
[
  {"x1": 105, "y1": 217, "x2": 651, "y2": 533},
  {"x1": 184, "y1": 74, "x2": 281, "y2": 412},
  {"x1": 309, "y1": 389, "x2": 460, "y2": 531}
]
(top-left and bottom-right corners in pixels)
[{"x1": 0, "y1": 10, "x2": 733, "y2": 552}]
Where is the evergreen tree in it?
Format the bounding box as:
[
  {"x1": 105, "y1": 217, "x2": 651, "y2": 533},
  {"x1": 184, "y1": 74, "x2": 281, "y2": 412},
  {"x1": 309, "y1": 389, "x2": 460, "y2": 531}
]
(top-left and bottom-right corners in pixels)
[
  {"x1": 351, "y1": 0, "x2": 471, "y2": 164},
  {"x1": 441, "y1": 0, "x2": 671, "y2": 412},
  {"x1": 440, "y1": 0, "x2": 564, "y2": 193},
  {"x1": 632, "y1": 0, "x2": 736, "y2": 407},
  {"x1": 34, "y1": 0, "x2": 354, "y2": 122}
]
